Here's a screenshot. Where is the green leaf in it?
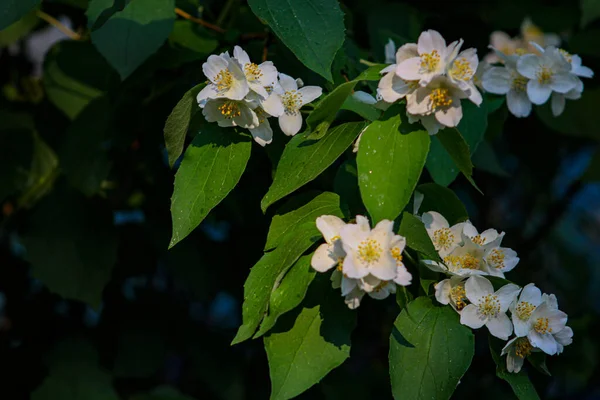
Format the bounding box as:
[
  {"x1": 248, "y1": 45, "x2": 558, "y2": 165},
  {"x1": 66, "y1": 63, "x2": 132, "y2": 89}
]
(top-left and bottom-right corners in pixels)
[
  {"x1": 131, "y1": 386, "x2": 198, "y2": 400},
  {"x1": 265, "y1": 275, "x2": 355, "y2": 400},
  {"x1": 32, "y1": 339, "x2": 119, "y2": 400},
  {"x1": 163, "y1": 83, "x2": 204, "y2": 168},
  {"x1": 395, "y1": 286, "x2": 413, "y2": 310},
  {"x1": 416, "y1": 183, "x2": 469, "y2": 225},
  {"x1": 340, "y1": 94, "x2": 382, "y2": 121},
  {"x1": 170, "y1": 125, "x2": 251, "y2": 248},
  {"x1": 0, "y1": 0, "x2": 40, "y2": 30},
  {"x1": 90, "y1": 0, "x2": 175, "y2": 79},
  {"x1": 43, "y1": 41, "x2": 119, "y2": 119},
  {"x1": 261, "y1": 121, "x2": 366, "y2": 212},
  {"x1": 581, "y1": 0, "x2": 600, "y2": 27},
  {"x1": 357, "y1": 108, "x2": 430, "y2": 223},
  {"x1": 334, "y1": 159, "x2": 362, "y2": 218},
  {"x1": 354, "y1": 64, "x2": 387, "y2": 81},
  {"x1": 472, "y1": 140, "x2": 510, "y2": 177},
  {"x1": 0, "y1": 9, "x2": 38, "y2": 47},
  {"x1": 255, "y1": 254, "x2": 316, "y2": 337},
  {"x1": 489, "y1": 338, "x2": 540, "y2": 400},
  {"x1": 59, "y1": 96, "x2": 112, "y2": 196},
  {"x1": 169, "y1": 20, "x2": 218, "y2": 55},
  {"x1": 389, "y1": 297, "x2": 474, "y2": 400},
  {"x1": 398, "y1": 212, "x2": 438, "y2": 261},
  {"x1": 21, "y1": 185, "x2": 117, "y2": 308},
  {"x1": 425, "y1": 136, "x2": 459, "y2": 187},
  {"x1": 16, "y1": 132, "x2": 59, "y2": 208},
  {"x1": 527, "y1": 352, "x2": 551, "y2": 377},
  {"x1": 265, "y1": 191, "x2": 343, "y2": 251},
  {"x1": 307, "y1": 81, "x2": 358, "y2": 135},
  {"x1": 436, "y1": 128, "x2": 480, "y2": 192},
  {"x1": 232, "y1": 223, "x2": 321, "y2": 345},
  {"x1": 0, "y1": 127, "x2": 33, "y2": 203},
  {"x1": 247, "y1": 0, "x2": 345, "y2": 81}
]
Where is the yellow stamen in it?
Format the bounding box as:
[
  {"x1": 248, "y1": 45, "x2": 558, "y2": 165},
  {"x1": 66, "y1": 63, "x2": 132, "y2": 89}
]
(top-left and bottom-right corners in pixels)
[
  {"x1": 478, "y1": 294, "x2": 501, "y2": 317},
  {"x1": 244, "y1": 63, "x2": 263, "y2": 81},
  {"x1": 511, "y1": 73, "x2": 528, "y2": 92},
  {"x1": 559, "y1": 49, "x2": 573, "y2": 63},
  {"x1": 515, "y1": 48, "x2": 528, "y2": 56},
  {"x1": 471, "y1": 235, "x2": 485, "y2": 245},
  {"x1": 420, "y1": 50, "x2": 440, "y2": 72},
  {"x1": 487, "y1": 248, "x2": 505, "y2": 269},
  {"x1": 516, "y1": 301, "x2": 536, "y2": 320},
  {"x1": 534, "y1": 317, "x2": 552, "y2": 334},
  {"x1": 514, "y1": 337, "x2": 533, "y2": 358},
  {"x1": 430, "y1": 88, "x2": 453, "y2": 109},
  {"x1": 391, "y1": 247, "x2": 403, "y2": 264},
  {"x1": 433, "y1": 228, "x2": 454, "y2": 251},
  {"x1": 536, "y1": 66, "x2": 553, "y2": 84},
  {"x1": 357, "y1": 239, "x2": 383, "y2": 265},
  {"x1": 214, "y1": 70, "x2": 233, "y2": 92},
  {"x1": 282, "y1": 90, "x2": 302, "y2": 114},
  {"x1": 450, "y1": 284, "x2": 467, "y2": 311},
  {"x1": 218, "y1": 101, "x2": 241, "y2": 118},
  {"x1": 450, "y1": 58, "x2": 473, "y2": 81}
]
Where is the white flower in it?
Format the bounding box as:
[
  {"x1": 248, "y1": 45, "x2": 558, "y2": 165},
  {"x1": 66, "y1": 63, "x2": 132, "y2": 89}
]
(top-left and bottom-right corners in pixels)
[
  {"x1": 502, "y1": 336, "x2": 537, "y2": 373},
  {"x1": 248, "y1": 107, "x2": 274, "y2": 146},
  {"x1": 421, "y1": 211, "x2": 464, "y2": 257},
  {"x1": 517, "y1": 47, "x2": 578, "y2": 105},
  {"x1": 550, "y1": 79, "x2": 583, "y2": 117},
  {"x1": 521, "y1": 18, "x2": 560, "y2": 51},
  {"x1": 396, "y1": 30, "x2": 460, "y2": 86},
  {"x1": 311, "y1": 215, "x2": 346, "y2": 273},
  {"x1": 378, "y1": 43, "x2": 420, "y2": 103},
  {"x1": 460, "y1": 276, "x2": 521, "y2": 340},
  {"x1": 541, "y1": 293, "x2": 573, "y2": 354},
  {"x1": 331, "y1": 271, "x2": 365, "y2": 309},
  {"x1": 484, "y1": 31, "x2": 524, "y2": 64},
  {"x1": 407, "y1": 76, "x2": 467, "y2": 128},
  {"x1": 406, "y1": 112, "x2": 443, "y2": 136},
  {"x1": 434, "y1": 275, "x2": 468, "y2": 312},
  {"x1": 510, "y1": 283, "x2": 543, "y2": 337},
  {"x1": 390, "y1": 234, "x2": 412, "y2": 286},
  {"x1": 272, "y1": 73, "x2": 322, "y2": 136},
  {"x1": 483, "y1": 245, "x2": 519, "y2": 277},
  {"x1": 197, "y1": 53, "x2": 249, "y2": 103},
  {"x1": 339, "y1": 217, "x2": 397, "y2": 281},
  {"x1": 462, "y1": 221, "x2": 505, "y2": 248},
  {"x1": 526, "y1": 301, "x2": 568, "y2": 355},
  {"x1": 202, "y1": 98, "x2": 258, "y2": 129},
  {"x1": 232, "y1": 46, "x2": 278, "y2": 99},
  {"x1": 384, "y1": 38, "x2": 396, "y2": 64},
  {"x1": 483, "y1": 65, "x2": 532, "y2": 118},
  {"x1": 447, "y1": 46, "x2": 482, "y2": 105}
]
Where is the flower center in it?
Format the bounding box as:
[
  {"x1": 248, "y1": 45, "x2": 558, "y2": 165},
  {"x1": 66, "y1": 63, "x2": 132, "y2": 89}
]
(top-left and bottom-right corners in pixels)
[
  {"x1": 218, "y1": 101, "x2": 241, "y2": 118},
  {"x1": 511, "y1": 73, "x2": 528, "y2": 92},
  {"x1": 357, "y1": 238, "x2": 383, "y2": 265},
  {"x1": 514, "y1": 337, "x2": 533, "y2": 358},
  {"x1": 478, "y1": 294, "x2": 501, "y2": 317},
  {"x1": 471, "y1": 235, "x2": 485, "y2": 245},
  {"x1": 515, "y1": 48, "x2": 528, "y2": 56},
  {"x1": 430, "y1": 88, "x2": 453, "y2": 109},
  {"x1": 404, "y1": 80, "x2": 420, "y2": 90},
  {"x1": 450, "y1": 58, "x2": 473, "y2": 81},
  {"x1": 559, "y1": 49, "x2": 573, "y2": 63},
  {"x1": 391, "y1": 246, "x2": 403, "y2": 264},
  {"x1": 255, "y1": 107, "x2": 268, "y2": 124},
  {"x1": 420, "y1": 50, "x2": 440, "y2": 73},
  {"x1": 282, "y1": 90, "x2": 302, "y2": 114},
  {"x1": 450, "y1": 284, "x2": 467, "y2": 311},
  {"x1": 336, "y1": 257, "x2": 344, "y2": 272},
  {"x1": 214, "y1": 70, "x2": 233, "y2": 92},
  {"x1": 244, "y1": 63, "x2": 263, "y2": 81},
  {"x1": 487, "y1": 248, "x2": 505, "y2": 269},
  {"x1": 516, "y1": 301, "x2": 536, "y2": 320},
  {"x1": 536, "y1": 67, "x2": 553, "y2": 84},
  {"x1": 433, "y1": 228, "x2": 454, "y2": 251},
  {"x1": 534, "y1": 317, "x2": 552, "y2": 334}
]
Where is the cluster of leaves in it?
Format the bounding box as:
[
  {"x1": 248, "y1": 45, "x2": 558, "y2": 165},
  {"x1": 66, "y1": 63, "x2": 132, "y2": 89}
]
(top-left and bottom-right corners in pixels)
[{"x1": 2, "y1": 0, "x2": 600, "y2": 399}]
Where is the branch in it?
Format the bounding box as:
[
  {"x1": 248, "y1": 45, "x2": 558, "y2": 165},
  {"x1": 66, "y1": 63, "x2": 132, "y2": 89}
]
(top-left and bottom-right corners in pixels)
[
  {"x1": 174, "y1": 8, "x2": 225, "y2": 33},
  {"x1": 36, "y1": 10, "x2": 82, "y2": 40}
]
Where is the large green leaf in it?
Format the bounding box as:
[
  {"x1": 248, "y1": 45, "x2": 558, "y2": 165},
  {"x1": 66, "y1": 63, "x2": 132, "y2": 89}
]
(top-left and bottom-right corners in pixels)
[
  {"x1": 32, "y1": 339, "x2": 118, "y2": 400},
  {"x1": 90, "y1": 0, "x2": 175, "y2": 79},
  {"x1": 389, "y1": 297, "x2": 474, "y2": 400},
  {"x1": 247, "y1": 0, "x2": 345, "y2": 81},
  {"x1": 21, "y1": 185, "x2": 117, "y2": 308},
  {"x1": 170, "y1": 126, "x2": 251, "y2": 248},
  {"x1": 398, "y1": 212, "x2": 438, "y2": 261},
  {"x1": 416, "y1": 183, "x2": 469, "y2": 225},
  {"x1": 255, "y1": 254, "x2": 316, "y2": 337},
  {"x1": 264, "y1": 191, "x2": 342, "y2": 251},
  {"x1": 435, "y1": 128, "x2": 479, "y2": 191},
  {"x1": 163, "y1": 83, "x2": 204, "y2": 168},
  {"x1": 261, "y1": 122, "x2": 366, "y2": 212},
  {"x1": 264, "y1": 275, "x2": 356, "y2": 400},
  {"x1": 357, "y1": 108, "x2": 430, "y2": 223},
  {"x1": 307, "y1": 80, "x2": 358, "y2": 135},
  {"x1": 232, "y1": 223, "x2": 321, "y2": 345},
  {"x1": 489, "y1": 338, "x2": 540, "y2": 400},
  {"x1": 354, "y1": 64, "x2": 387, "y2": 81},
  {"x1": 43, "y1": 41, "x2": 119, "y2": 119},
  {"x1": 0, "y1": 0, "x2": 40, "y2": 30}
]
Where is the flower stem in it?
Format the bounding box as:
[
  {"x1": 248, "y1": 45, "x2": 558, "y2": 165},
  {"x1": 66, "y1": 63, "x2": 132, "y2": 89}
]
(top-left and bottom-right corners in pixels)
[
  {"x1": 174, "y1": 8, "x2": 225, "y2": 33},
  {"x1": 36, "y1": 10, "x2": 82, "y2": 40}
]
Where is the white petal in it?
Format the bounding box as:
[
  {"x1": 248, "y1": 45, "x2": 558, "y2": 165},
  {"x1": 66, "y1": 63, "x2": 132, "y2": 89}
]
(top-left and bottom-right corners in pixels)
[
  {"x1": 435, "y1": 103, "x2": 463, "y2": 127},
  {"x1": 435, "y1": 279, "x2": 452, "y2": 305},
  {"x1": 261, "y1": 93, "x2": 284, "y2": 117},
  {"x1": 507, "y1": 89, "x2": 532, "y2": 117},
  {"x1": 342, "y1": 255, "x2": 368, "y2": 279},
  {"x1": 203, "y1": 54, "x2": 228, "y2": 81},
  {"x1": 486, "y1": 313, "x2": 513, "y2": 340},
  {"x1": 352, "y1": 91, "x2": 377, "y2": 105},
  {"x1": 249, "y1": 121, "x2": 273, "y2": 146},
  {"x1": 394, "y1": 264, "x2": 412, "y2": 286},
  {"x1": 396, "y1": 43, "x2": 418, "y2": 64},
  {"x1": 528, "y1": 330, "x2": 558, "y2": 355},
  {"x1": 496, "y1": 283, "x2": 521, "y2": 312},
  {"x1": 202, "y1": 99, "x2": 224, "y2": 122},
  {"x1": 359, "y1": 274, "x2": 380, "y2": 293},
  {"x1": 344, "y1": 287, "x2": 365, "y2": 309},
  {"x1": 520, "y1": 283, "x2": 542, "y2": 305},
  {"x1": 316, "y1": 215, "x2": 346, "y2": 243},
  {"x1": 299, "y1": 86, "x2": 323, "y2": 105},
  {"x1": 516, "y1": 54, "x2": 541, "y2": 79},
  {"x1": 311, "y1": 243, "x2": 337, "y2": 272},
  {"x1": 259, "y1": 62, "x2": 278, "y2": 86},
  {"x1": 341, "y1": 276, "x2": 358, "y2": 296},
  {"x1": 513, "y1": 316, "x2": 530, "y2": 337},
  {"x1": 368, "y1": 254, "x2": 397, "y2": 281},
  {"x1": 278, "y1": 73, "x2": 297, "y2": 91},
  {"x1": 573, "y1": 64, "x2": 594, "y2": 78},
  {"x1": 526, "y1": 80, "x2": 552, "y2": 105},
  {"x1": 482, "y1": 67, "x2": 511, "y2": 95},
  {"x1": 420, "y1": 114, "x2": 442, "y2": 135},
  {"x1": 197, "y1": 84, "x2": 216, "y2": 104},
  {"x1": 465, "y1": 275, "x2": 493, "y2": 303},
  {"x1": 422, "y1": 211, "x2": 450, "y2": 232},
  {"x1": 466, "y1": 83, "x2": 483, "y2": 106},
  {"x1": 550, "y1": 73, "x2": 578, "y2": 93},
  {"x1": 232, "y1": 45, "x2": 251, "y2": 66},
  {"x1": 506, "y1": 353, "x2": 525, "y2": 373},
  {"x1": 460, "y1": 304, "x2": 486, "y2": 329},
  {"x1": 278, "y1": 112, "x2": 303, "y2": 136},
  {"x1": 418, "y1": 30, "x2": 446, "y2": 55},
  {"x1": 233, "y1": 104, "x2": 258, "y2": 128},
  {"x1": 396, "y1": 57, "x2": 423, "y2": 81},
  {"x1": 422, "y1": 260, "x2": 448, "y2": 273},
  {"x1": 385, "y1": 39, "x2": 397, "y2": 64}
]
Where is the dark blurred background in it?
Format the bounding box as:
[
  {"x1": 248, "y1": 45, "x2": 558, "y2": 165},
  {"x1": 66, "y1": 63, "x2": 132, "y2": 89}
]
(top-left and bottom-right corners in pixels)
[{"x1": 1, "y1": 0, "x2": 599, "y2": 398}]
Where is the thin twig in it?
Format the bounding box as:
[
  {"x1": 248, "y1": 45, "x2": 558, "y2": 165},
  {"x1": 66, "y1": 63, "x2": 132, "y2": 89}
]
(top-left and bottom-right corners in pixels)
[
  {"x1": 174, "y1": 8, "x2": 225, "y2": 33},
  {"x1": 36, "y1": 10, "x2": 82, "y2": 40}
]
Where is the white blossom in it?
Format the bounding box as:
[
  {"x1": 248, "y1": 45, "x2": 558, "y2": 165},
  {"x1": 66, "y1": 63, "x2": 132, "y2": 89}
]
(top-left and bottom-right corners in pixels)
[
  {"x1": 434, "y1": 275, "x2": 468, "y2": 312},
  {"x1": 502, "y1": 336, "x2": 537, "y2": 373},
  {"x1": 197, "y1": 53, "x2": 249, "y2": 103},
  {"x1": 510, "y1": 283, "x2": 543, "y2": 337},
  {"x1": 202, "y1": 98, "x2": 258, "y2": 129},
  {"x1": 526, "y1": 301, "x2": 568, "y2": 355},
  {"x1": 421, "y1": 211, "x2": 464, "y2": 257},
  {"x1": 406, "y1": 76, "x2": 467, "y2": 129},
  {"x1": 272, "y1": 73, "x2": 322, "y2": 136},
  {"x1": 378, "y1": 43, "x2": 420, "y2": 103},
  {"x1": 311, "y1": 215, "x2": 347, "y2": 273},
  {"x1": 232, "y1": 46, "x2": 278, "y2": 99}
]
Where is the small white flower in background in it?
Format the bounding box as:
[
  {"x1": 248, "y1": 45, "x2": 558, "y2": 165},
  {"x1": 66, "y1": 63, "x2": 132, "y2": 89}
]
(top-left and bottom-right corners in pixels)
[
  {"x1": 202, "y1": 98, "x2": 258, "y2": 129},
  {"x1": 384, "y1": 38, "x2": 397, "y2": 64},
  {"x1": 421, "y1": 211, "x2": 464, "y2": 257},
  {"x1": 526, "y1": 301, "x2": 568, "y2": 355},
  {"x1": 473, "y1": 61, "x2": 491, "y2": 90},
  {"x1": 510, "y1": 283, "x2": 543, "y2": 337},
  {"x1": 272, "y1": 73, "x2": 322, "y2": 136},
  {"x1": 407, "y1": 76, "x2": 468, "y2": 129},
  {"x1": 197, "y1": 53, "x2": 249, "y2": 103},
  {"x1": 517, "y1": 46, "x2": 577, "y2": 105},
  {"x1": 460, "y1": 275, "x2": 521, "y2": 340},
  {"x1": 233, "y1": 46, "x2": 278, "y2": 99},
  {"x1": 396, "y1": 30, "x2": 458, "y2": 86},
  {"x1": 311, "y1": 215, "x2": 347, "y2": 273},
  {"x1": 520, "y1": 18, "x2": 561, "y2": 51},
  {"x1": 435, "y1": 275, "x2": 468, "y2": 312},
  {"x1": 502, "y1": 336, "x2": 537, "y2": 373},
  {"x1": 484, "y1": 31, "x2": 524, "y2": 64},
  {"x1": 550, "y1": 49, "x2": 594, "y2": 116},
  {"x1": 378, "y1": 43, "x2": 420, "y2": 103}
]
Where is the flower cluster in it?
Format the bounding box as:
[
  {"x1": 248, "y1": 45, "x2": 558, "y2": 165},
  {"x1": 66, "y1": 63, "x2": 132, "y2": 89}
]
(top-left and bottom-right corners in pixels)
[
  {"x1": 420, "y1": 211, "x2": 572, "y2": 373},
  {"x1": 377, "y1": 30, "x2": 482, "y2": 135},
  {"x1": 481, "y1": 21, "x2": 593, "y2": 118},
  {"x1": 310, "y1": 215, "x2": 412, "y2": 309},
  {"x1": 196, "y1": 46, "x2": 322, "y2": 146}
]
